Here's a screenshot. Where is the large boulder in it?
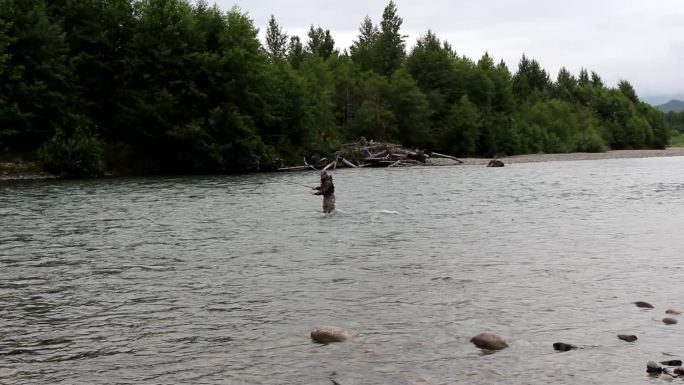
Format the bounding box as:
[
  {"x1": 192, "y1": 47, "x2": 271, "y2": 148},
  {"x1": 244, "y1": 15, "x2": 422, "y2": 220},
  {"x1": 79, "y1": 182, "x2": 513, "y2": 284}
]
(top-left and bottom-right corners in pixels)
[
  {"x1": 470, "y1": 333, "x2": 508, "y2": 350},
  {"x1": 310, "y1": 326, "x2": 348, "y2": 344}
]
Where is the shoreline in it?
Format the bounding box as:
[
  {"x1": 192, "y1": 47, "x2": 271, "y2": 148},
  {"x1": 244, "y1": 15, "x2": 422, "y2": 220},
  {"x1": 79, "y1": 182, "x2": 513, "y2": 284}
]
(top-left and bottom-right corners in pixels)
[
  {"x1": 451, "y1": 147, "x2": 684, "y2": 166},
  {"x1": 3, "y1": 148, "x2": 684, "y2": 181}
]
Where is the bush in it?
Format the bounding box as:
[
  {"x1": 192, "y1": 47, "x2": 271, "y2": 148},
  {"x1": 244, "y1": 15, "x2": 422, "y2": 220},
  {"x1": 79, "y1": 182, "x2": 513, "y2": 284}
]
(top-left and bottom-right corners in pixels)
[
  {"x1": 575, "y1": 129, "x2": 607, "y2": 153},
  {"x1": 39, "y1": 127, "x2": 105, "y2": 178}
]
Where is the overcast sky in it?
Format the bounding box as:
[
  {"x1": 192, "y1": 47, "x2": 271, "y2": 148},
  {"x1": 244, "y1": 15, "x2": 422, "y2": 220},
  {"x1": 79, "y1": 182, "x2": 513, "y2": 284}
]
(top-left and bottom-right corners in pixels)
[{"x1": 213, "y1": 0, "x2": 684, "y2": 104}]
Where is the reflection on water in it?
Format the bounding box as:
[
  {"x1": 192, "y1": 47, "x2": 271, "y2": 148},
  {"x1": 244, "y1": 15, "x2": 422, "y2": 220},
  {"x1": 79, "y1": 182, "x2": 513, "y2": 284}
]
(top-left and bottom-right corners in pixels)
[{"x1": 2, "y1": 157, "x2": 684, "y2": 384}]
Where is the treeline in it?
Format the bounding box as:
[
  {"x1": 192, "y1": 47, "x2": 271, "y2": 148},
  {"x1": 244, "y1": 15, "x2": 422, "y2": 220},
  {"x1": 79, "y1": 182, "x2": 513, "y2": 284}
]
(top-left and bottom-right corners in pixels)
[
  {"x1": 664, "y1": 111, "x2": 684, "y2": 133},
  {"x1": 0, "y1": 0, "x2": 669, "y2": 176}
]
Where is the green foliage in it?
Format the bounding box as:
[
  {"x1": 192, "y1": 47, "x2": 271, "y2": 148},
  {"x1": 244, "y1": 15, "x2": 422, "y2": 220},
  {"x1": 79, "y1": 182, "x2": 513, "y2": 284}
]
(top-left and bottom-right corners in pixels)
[
  {"x1": 0, "y1": 0, "x2": 669, "y2": 176},
  {"x1": 440, "y1": 95, "x2": 480, "y2": 156},
  {"x1": 39, "y1": 126, "x2": 104, "y2": 177},
  {"x1": 0, "y1": 0, "x2": 72, "y2": 151}
]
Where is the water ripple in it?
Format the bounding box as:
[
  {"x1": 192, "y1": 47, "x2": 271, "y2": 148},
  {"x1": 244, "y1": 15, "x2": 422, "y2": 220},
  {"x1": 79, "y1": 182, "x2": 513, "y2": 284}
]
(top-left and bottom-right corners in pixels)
[{"x1": 2, "y1": 158, "x2": 684, "y2": 384}]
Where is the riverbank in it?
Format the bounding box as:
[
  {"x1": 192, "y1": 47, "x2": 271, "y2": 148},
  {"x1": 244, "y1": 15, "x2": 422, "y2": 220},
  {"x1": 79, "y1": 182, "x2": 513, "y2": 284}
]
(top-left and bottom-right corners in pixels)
[
  {"x1": 444, "y1": 147, "x2": 684, "y2": 166},
  {"x1": 0, "y1": 161, "x2": 57, "y2": 181},
  {"x1": 3, "y1": 148, "x2": 684, "y2": 180}
]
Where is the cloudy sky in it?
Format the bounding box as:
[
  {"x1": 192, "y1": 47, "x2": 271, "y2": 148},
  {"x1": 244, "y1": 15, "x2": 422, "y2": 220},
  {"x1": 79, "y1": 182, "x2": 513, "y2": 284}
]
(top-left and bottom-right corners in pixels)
[{"x1": 213, "y1": 0, "x2": 684, "y2": 104}]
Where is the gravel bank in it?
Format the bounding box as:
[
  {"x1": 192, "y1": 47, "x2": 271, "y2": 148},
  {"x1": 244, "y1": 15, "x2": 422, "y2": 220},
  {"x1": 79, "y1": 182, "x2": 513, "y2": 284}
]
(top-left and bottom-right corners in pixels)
[{"x1": 450, "y1": 148, "x2": 684, "y2": 166}]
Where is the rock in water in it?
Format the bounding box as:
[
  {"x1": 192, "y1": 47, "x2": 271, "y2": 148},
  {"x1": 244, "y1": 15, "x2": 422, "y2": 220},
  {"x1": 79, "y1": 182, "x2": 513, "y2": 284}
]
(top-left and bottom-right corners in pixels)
[
  {"x1": 661, "y1": 360, "x2": 683, "y2": 366},
  {"x1": 310, "y1": 326, "x2": 348, "y2": 344},
  {"x1": 617, "y1": 334, "x2": 638, "y2": 342},
  {"x1": 634, "y1": 301, "x2": 654, "y2": 308},
  {"x1": 647, "y1": 361, "x2": 663, "y2": 373},
  {"x1": 663, "y1": 317, "x2": 678, "y2": 325},
  {"x1": 487, "y1": 159, "x2": 505, "y2": 167},
  {"x1": 665, "y1": 309, "x2": 682, "y2": 315},
  {"x1": 673, "y1": 367, "x2": 684, "y2": 375},
  {"x1": 470, "y1": 333, "x2": 508, "y2": 350},
  {"x1": 553, "y1": 342, "x2": 577, "y2": 352}
]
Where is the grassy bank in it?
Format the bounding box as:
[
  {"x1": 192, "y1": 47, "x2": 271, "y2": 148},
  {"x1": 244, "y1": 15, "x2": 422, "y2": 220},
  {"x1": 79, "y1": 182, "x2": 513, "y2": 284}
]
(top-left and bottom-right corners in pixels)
[{"x1": 668, "y1": 132, "x2": 684, "y2": 147}]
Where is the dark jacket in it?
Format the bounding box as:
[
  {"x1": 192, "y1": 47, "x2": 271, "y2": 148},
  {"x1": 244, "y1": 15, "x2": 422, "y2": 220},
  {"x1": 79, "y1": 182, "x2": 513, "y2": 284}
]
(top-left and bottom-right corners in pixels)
[{"x1": 314, "y1": 175, "x2": 334, "y2": 196}]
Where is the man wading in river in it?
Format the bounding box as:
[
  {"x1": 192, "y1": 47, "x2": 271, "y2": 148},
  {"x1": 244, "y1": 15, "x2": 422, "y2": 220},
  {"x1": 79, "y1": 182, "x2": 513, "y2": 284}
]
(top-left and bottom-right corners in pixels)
[{"x1": 311, "y1": 171, "x2": 335, "y2": 213}]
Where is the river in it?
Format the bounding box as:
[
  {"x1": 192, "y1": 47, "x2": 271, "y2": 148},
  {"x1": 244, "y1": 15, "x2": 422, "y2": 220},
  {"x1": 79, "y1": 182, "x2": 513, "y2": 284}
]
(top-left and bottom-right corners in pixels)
[{"x1": 2, "y1": 156, "x2": 684, "y2": 385}]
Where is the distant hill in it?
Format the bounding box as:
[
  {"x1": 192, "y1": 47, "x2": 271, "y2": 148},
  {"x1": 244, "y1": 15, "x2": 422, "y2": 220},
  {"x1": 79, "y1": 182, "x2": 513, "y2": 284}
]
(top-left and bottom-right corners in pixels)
[{"x1": 657, "y1": 99, "x2": 684, "y2": 113}]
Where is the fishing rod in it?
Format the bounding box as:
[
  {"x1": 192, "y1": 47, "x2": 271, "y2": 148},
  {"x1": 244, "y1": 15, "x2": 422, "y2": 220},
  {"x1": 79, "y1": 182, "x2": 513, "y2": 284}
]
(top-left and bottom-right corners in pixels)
[{"x1": 285, "y1": 180, "x2": 315, "y2": 189}]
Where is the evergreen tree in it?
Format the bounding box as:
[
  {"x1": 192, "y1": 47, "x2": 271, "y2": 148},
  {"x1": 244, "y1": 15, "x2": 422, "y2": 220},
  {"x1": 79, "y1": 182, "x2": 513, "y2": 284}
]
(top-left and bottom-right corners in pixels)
[
  {"x1": 512, "y1": 54, "x2": 550, "y2": 101},
  {"x1": 265, "y1": 15, "x2": 287, "y2": 59},
  {"x1": 617, "y1": 80, "x2": 638, "y2": 104},
  {"x1": 553, "y1": 67, "x2": 577, "y2": 102},
  {"x1": 374, "y1": 1, "x2": 405, "y2": 76},
  {"x1": 349, "y1": 16, "x2": 378, "y2": 72},
  {"x1": 287, "y1": 35, "x2": 304, "y2": 68},
  {"x1": 306, "y1": 25, "x2": 335, "y2": 59}
]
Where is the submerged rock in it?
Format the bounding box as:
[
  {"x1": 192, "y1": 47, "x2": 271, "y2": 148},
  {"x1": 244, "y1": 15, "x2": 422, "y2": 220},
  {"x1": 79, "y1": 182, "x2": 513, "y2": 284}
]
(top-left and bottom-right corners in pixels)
[
  {"x1": 661, "y1": 360, "x2": 683, "y2": 366},
  {"x1": 647, "y1": 361, "x2": 663, "y2": 373},
  {"x1": 553, "y1": 342, "x2": 577, "y2": 352},
  {"x1": 634, "y1": 301, "x2": 654, "y2": 309},
  {"x1": 470, "y1": 333, "x2": 508, "y2": 350},
  {"x1": 617, "y1": 334, "x2": 637, "y2": 342},
  {"x1": 666, "y1": 309, "x2": 682, "y2": 315},
  {"x1": 663, "y1": 317, "x2": 678, "y2": 325},
  {"x1": 310, "y1": 326, "x2": 348, "y2": 344}
]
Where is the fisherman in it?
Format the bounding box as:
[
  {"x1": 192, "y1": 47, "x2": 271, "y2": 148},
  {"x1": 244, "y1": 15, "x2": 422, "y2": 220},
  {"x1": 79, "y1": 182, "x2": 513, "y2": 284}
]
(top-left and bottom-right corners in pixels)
[{"x1": 311, "y1": 170, "x2": 335, "y2": 213}]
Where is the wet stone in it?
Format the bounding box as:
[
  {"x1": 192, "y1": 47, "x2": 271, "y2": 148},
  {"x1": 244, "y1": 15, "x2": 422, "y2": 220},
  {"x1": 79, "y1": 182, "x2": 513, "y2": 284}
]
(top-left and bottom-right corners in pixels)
[
  {"x1": 647, "y1": 361, "x2": 663, "y2": 373},
  {"x1": 470, "y1": 333, "x2": 508, "y2": 350},
  {"x1": 634, "y1": 301, "x2": 654, "y2": 309},
  {"x1": 617, "y1": 334, "x2": 637, "y2": 342},
  {"x1": 553, "y1": 342, "x2": 577, "y2": 352},
  {"x1": 310, "y1": 326, "x2": 348, "y2": 344}
]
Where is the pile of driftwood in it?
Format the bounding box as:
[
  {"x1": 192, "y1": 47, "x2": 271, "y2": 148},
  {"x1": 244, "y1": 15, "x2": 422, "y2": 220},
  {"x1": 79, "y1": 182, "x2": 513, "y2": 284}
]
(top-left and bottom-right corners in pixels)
[{"x1": 277, "y1": 140, "x2": 463, "y2": 171}]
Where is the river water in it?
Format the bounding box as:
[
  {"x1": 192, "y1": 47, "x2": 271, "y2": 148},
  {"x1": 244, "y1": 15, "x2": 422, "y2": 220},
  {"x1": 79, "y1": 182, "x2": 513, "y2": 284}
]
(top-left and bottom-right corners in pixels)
[{"x1": 2, "y1": 157, "x2": 684, "y2": 385}]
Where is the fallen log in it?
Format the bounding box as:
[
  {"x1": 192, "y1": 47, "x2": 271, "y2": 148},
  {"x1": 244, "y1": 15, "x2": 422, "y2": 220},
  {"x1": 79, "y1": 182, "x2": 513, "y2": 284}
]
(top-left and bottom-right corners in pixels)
[
  {"x1": 323, "y1": 159, "x2": 337, "y2": 171},
  {"x1": 430, "y1": 152, "x2": 463, "y2": 163},
  {"x1": 369, "y1": 150, "x2": 388, "y2": 158},
  {"x1": 278, "y1": 165, "x2": 311, "y2": 171},
  {"x1": 340, "y1": 158, "x2": 357, "y2": 168}
]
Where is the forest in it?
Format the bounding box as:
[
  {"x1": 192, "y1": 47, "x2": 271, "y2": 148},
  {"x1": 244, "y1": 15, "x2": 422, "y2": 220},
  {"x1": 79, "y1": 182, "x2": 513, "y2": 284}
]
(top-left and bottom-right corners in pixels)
[{"x1": 0, "y1": 0, "x2": 670, "y2": 177}]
